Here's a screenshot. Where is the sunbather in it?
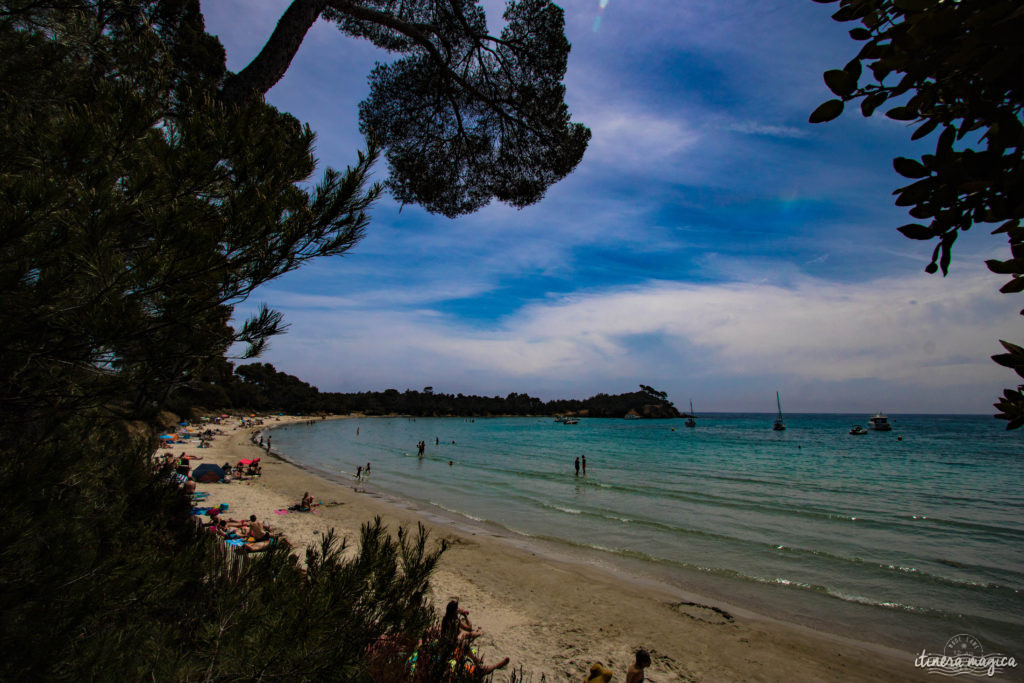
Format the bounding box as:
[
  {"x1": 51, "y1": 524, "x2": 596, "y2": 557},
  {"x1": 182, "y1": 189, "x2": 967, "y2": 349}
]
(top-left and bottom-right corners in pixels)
[
  {"x1": 245, "y1": 515, "x2": 271, "y2": 542},
  {"x1": 242, "y1": 537, "x2": 275, "y2": 552}
]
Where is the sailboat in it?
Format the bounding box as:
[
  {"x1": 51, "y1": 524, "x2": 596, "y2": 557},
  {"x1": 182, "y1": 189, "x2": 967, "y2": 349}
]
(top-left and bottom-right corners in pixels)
[
  {"x1": 772, "y1": 391, "x2": 786, "y2": 431},
  {"x1": 685, "y1": 399, "x2": 696, "y2": 428}
]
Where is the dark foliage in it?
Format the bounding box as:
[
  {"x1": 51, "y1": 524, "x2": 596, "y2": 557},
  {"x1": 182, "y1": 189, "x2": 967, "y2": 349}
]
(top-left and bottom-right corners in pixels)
[
  {"x1": 222, "y1": 0, "x2": 590, "y2": 217},
  {"x1": 0, "y1": 2, "x2": 482, "y2": 678},
  {"x1": 810, "y1": 0, "x2": 1024, "y2": 426},
  {"x1": 205, "y1": 362, "x2": 681, "y2": 418},
  {"x1": 0, "y1": 416, "x2": 450, "y2": 679},
  {"x1": 0, "y1": 0, "x2": 379, "y2": 432},
  {"x1": 352, "y1": 0, "x2": 591, "y2": 216}
]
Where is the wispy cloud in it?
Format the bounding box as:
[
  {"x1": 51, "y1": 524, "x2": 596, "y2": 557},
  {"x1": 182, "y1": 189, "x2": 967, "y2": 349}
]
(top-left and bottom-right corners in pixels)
[
  {"x1": 247, "y1": 262, "x2": 1017, "y2": 412},
  {"x1": 720, "y1": 120, "x2": 810, "y2": 139}
]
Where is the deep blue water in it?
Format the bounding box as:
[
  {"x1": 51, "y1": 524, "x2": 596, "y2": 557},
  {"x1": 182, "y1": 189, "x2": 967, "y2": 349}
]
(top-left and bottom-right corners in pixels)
[{"x1": 268, "y1": 414, "x2": 1024, "y2": 656}]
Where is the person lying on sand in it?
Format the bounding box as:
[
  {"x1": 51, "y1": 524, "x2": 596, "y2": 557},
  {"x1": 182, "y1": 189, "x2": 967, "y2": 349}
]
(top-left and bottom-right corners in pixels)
[{"x1": 242, "y1": 536, "x2": 277, "y2": 553}]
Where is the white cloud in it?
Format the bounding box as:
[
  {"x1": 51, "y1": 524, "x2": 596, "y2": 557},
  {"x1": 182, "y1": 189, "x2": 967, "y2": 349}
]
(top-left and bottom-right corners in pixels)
[
  {"x1": 721, "y1": 120, "x2": 810, "y2": 139},
  {"x1": 583, "y1": 107, "x2": 701, "y2": 170},
  {"x1": 248, "y1": 262, "x2": 1019, "y2": 412}
]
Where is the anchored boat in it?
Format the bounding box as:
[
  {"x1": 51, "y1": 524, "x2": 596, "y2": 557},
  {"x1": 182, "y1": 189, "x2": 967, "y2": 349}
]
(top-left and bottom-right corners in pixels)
[
  {"x1": 867, "y1": 412, "x2": 892, "y2": 431},
  {"x1": 773, "y1": 391, "x2": 786, "y2": 431}
]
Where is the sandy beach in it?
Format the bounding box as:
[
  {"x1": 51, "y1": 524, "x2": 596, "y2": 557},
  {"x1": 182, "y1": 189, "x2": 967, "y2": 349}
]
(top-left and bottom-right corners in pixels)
[{"x1": 177, "y1": 415, "x2": 930, "y2": 682}]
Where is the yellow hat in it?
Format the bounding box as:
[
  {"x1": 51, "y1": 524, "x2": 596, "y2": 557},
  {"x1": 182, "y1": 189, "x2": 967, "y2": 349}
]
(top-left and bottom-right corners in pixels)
[{"x1": 585, "y1": 662, "x2": 613, "y2": 682}]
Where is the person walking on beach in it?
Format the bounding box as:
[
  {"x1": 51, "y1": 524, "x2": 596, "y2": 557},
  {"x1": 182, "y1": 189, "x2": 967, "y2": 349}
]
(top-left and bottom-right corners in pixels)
[
  {"x1": 574, "y1": 456, "x2": 580, "y2": 476},
  {"x1": 582, "y1": 454, "x2": 587, "y2": 476},
  {"x1": 356, "y1": 465, "x2": 362, "y2": 481}
]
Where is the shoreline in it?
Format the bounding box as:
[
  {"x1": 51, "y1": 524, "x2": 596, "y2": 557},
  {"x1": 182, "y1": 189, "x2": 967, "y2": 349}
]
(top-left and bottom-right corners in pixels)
[{"x1": 184, "y1": 415, "x2": 931, "y2": 681}]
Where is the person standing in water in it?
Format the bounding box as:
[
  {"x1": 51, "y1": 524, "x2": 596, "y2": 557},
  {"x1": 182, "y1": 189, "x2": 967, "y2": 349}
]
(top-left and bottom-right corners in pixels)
[
  {"x1": 581, "y1": 454, "x2": 587, "y2": 475},
  {"x1": 574, "y1": 456, "x2": 580, "y2": 476}
]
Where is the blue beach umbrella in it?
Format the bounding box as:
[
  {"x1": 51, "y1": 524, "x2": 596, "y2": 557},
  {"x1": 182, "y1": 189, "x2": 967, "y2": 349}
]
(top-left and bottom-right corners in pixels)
[{"x1": 159, "y1": 434, "x2": 174, "y2": 440}]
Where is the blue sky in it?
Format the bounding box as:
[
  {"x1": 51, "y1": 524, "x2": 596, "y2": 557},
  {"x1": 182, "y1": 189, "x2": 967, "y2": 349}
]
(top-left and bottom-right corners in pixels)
[{"x1": 201, "y1": 0, "x2": 1017, "y2": 414}]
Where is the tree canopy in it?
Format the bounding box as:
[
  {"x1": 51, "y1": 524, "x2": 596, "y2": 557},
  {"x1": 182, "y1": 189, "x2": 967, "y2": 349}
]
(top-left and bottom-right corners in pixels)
[
  {"x1": 0, "y1": 0, "x2": 380, "y2": 432},
  {"x1": 810, "y1": 0, "x2": 1024, "y2": 427},
  {"x1": 223, "y1": 0, "x2": 591, "y2": 217},
  {"x1": 1, "y1": 0, "x2": 588, "y2": 675}
]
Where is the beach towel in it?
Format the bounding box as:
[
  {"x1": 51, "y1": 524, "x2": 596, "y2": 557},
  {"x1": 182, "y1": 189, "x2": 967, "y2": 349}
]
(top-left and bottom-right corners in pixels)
[{"x1": 274, "y1": 509, "x2": 290, "y2": 515}]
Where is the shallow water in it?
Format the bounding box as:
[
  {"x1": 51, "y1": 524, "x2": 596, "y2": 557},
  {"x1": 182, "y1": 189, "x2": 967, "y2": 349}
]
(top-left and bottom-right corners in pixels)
[{"x1": 269, "y1": 414, "x2": 1024, "y2": 657}]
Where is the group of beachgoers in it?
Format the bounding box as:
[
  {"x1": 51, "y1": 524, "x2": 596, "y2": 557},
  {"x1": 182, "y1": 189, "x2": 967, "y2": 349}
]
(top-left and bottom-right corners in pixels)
[
  {"x1": 370, "y1": 597, "x2": 510, "y2": 679},
  {"x1": 191, "y1": 481, "x2": 316, "y2": 553},
  {"x1": 157, "y1": 451, "x2": 262, "y2": 485},
  {"x1": 199, "y1": 508, "x2": 278, "y2": 553}
]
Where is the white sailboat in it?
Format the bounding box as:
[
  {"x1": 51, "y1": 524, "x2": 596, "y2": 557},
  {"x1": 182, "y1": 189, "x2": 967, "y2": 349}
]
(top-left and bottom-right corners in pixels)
[
  {"x1": 772, "y1": 391, "x2": 786, "y2": 431},
  {"x1": 685, "y1": 399, "x2": 696, "y2": 428}
]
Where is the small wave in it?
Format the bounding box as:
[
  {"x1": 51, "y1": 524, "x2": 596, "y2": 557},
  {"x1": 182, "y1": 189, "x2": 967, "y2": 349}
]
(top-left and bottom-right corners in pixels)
[
  {"x1": 771, "y1": 545, "x2": 1022, "y2": 593},
  {"x1": 602, "y1": 513, "x2": 633, "y2": 523},
  {"x1": 429, "y1": 501, "x2": 485, "y2": 522}
]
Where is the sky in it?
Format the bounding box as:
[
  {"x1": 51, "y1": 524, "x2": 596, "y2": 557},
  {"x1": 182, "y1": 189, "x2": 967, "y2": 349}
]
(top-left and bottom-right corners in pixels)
[{"x1": 199, "y1": 0, "x2": 1018, "y2": 414}]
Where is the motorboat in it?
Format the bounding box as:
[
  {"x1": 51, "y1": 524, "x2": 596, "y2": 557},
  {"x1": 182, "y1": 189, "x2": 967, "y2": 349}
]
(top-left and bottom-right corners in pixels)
[
  {"x1": 867, "y1": 412, "x2": 892, "y2": 431},
  {"x1": 772, "y1": 391, "x2": 786, "y2": 431},
  {"x1": 849, "y1": 425, "x2": 868, "y2": 435},
  {"x1": 685, "y1": 399, "x2": 696, "y2": 428}
]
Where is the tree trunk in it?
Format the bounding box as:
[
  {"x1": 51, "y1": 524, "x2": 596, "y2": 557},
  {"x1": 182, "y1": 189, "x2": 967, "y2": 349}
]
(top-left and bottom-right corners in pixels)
[{"x1": 220, "y1": 0, "x2": 329, "y2": 105}]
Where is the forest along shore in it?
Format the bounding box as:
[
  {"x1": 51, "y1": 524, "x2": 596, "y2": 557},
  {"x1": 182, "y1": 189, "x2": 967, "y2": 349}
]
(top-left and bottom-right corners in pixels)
[{"x1": 177, "y1": 415, "x2": 928, "y2": 682}]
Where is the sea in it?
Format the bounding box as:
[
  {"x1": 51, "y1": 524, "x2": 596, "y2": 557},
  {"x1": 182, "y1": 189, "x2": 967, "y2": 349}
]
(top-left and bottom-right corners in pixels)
[{"x1": 267, "y1": 414, "x2": 1024, "y2": 660}]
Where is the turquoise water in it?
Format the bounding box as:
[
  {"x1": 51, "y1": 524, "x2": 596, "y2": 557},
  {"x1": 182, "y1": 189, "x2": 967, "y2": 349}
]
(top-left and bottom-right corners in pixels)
[{"x1": 269, "y1": 414, "x2": 1024, "y2": 656}]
